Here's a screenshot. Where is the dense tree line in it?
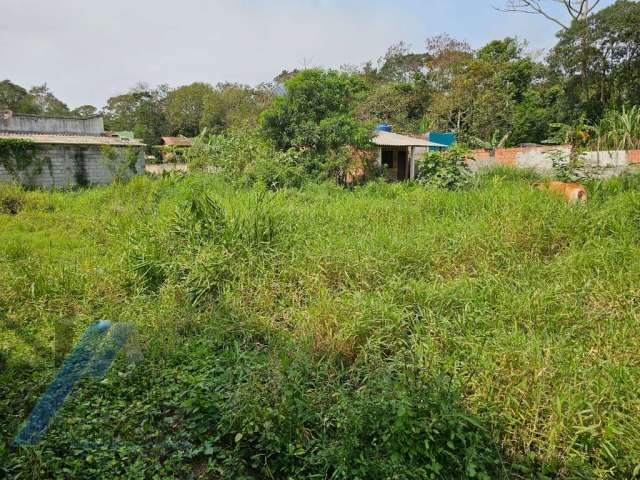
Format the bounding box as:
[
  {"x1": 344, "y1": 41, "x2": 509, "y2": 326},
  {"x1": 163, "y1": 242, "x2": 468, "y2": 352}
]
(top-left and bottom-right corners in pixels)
[{"x1": 1, "y1": 0, "x2": 638, "y2": 149}]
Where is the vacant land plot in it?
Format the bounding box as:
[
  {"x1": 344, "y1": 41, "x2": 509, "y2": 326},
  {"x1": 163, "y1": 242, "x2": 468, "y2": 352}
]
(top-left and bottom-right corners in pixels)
[{"x1": 1, "y1": 171, "x2": 639, "y2": 479}]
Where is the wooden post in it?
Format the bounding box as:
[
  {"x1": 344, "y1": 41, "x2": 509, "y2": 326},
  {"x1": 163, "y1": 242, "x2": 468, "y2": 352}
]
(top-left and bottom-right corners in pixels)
[{"x1": 409, "y1": 146, "x2": 416, "y2": 180}]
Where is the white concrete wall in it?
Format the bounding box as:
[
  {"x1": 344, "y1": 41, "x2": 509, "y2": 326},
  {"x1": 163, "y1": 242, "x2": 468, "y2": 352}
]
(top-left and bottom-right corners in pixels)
[
  {"x1": 0, "y1": 145, "x2": 144, "y2": 188},
  {"x1": 515, "y1": 150, "x2": 558, "y2": 172},
  {"x1": 470, "y1": 148, "x2": 637, "y2": 178}
]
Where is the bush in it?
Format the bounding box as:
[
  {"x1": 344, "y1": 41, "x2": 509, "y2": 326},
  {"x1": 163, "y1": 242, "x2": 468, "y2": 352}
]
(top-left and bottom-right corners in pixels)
[
  {"x1": 213, "y1": 358, "x2": 503, "y2": 479},
  {"x1": 416, "y1": 144, "x2": 472, "y2": 190},
  {"x1": 186, "y1": 127, "x2": 374, "y2": 190},
  {"x1": 260, "y1": 69, "x2": 370, "y2": 153},
  {"x1": 547, "y1": 148, "x2": 604, "y2": 183},
  {"x1": 0, "y1": 183, "x2": 27, "y2": 215},
  {"x1": 185, "y1": 127, "x2": 269, "y2": 178},
  {"x1": 248, "y1": 149, "x2": 308, "y2": 190}
]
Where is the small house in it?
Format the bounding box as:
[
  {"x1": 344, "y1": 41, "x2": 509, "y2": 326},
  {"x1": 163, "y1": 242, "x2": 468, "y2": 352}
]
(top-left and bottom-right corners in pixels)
[
  {"x1": 159, "y1": 136, "x2": 193, "y2": 162},
  {"x1": 0, "y1": 110, "x2": 145, "y2": 188},
  {"x1": 372, "y1": 130, "x2": 447, "y2": 181}
]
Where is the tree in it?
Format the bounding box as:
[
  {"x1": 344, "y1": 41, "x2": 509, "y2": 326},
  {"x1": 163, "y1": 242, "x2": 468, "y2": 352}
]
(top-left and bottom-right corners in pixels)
[
  {"x1": 426, "y1": 59, "x2": 515, "y2": 142},
  {"x1": 423, "y1": 37, "x2": 512, "y2": 142},
  {"x1": 357, "y1": 82, "x2": 429, "y2": 133},
  {"x1": 164, "y1": 82, "x2": 215, "y2": 137},
  {"x1": 28, "y1": 84, "x2": 69, "y2": 116},
  {"x1": 422, "y1": 35, "x2": 474, "y2": 96},
  {"x1": 510, "y1": 83, "x2": 564, "y2": 144},
  {"x1": 71, "y1": 105, "x2": 98, "y2": 118},
  {"x1": 423, "y1": 36, "x2": 556, "y2": 145},
  {"x1": 548, "y1": 0, "x2": 640, "y2": 120},
  {"x1": 0, "y1": 80, "x2": 40, "y2": 114},
  {"x1": 377, "y1": 42, "x2": 429, "y2": 83},
  {"x1": 497, "y1": 0, "x2": 602, "y2": 30},
  {"x1": 103, "y1": 83, "x2": 169, "y2": 146},
  {"x1": 200, "y1": 83, "x2": 273, "y2": 133},
  {"x1": 260, "y1": 69, "x2": 370, "y2": 153}
]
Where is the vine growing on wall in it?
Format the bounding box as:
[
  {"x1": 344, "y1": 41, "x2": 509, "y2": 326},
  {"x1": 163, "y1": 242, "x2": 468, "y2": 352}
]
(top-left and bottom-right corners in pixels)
[
  {"x1": 100, "y1": 146, "x2": 141, "y2": 182},
  {"x1": 0, "y1": 138, "x2": 38, "y2": 176}
]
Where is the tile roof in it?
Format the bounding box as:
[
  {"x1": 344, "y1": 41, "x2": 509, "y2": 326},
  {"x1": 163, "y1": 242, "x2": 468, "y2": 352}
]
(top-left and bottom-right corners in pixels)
[{"x1": 0, "y1": 131, "x2": 145, "y2": 147}]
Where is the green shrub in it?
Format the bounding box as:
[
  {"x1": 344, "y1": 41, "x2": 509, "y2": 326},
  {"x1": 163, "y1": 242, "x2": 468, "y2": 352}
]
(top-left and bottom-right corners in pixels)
[
  {"x1": 100, "y1": 146, "x2": 141, "y2": 182},
  {"x1": 0, "y1": 183, "x2": 27, "y2": 214},
  {"x1": 416, "y1": 144, "x2": 472, "y2": 190},
  {"x1": 0, "y1": 139, "x2": 39, "y2": 179},
  {"x1": 248, "y1": 149, "x2": 308, "y2": 190},
  {"x1": 185, "y1": 127, "x2": 269, "y2": 179},
  {"x1": 260, "y1": 69, "x2": 370, "y2": 153},
  {"x1": 186, "y1": 127, "x2": 369, "y2": 190}
]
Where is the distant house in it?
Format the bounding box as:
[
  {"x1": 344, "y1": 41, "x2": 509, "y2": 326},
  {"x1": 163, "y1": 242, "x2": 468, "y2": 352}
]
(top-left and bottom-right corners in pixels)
[
  {"x1": 0, "y1": 110, "x2": 145, "y2": 188},
  {"x1": 161, "y1": 136, "x2": 194, "y2": 148},
  {"x1": 159, "y1": 136, "x2": 193, "y2": 162},
  {"x1": 372, "y1": 130, "x2": 447, "y2": 181},
  {"x1": 113, "y1": 131, "x2": 136, "y2": 141}
]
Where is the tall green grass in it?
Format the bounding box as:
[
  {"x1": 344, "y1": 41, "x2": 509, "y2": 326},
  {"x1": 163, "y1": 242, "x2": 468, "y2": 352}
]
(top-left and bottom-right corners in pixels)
[
  {"x1": 593, "y1": 106, "x2": 640, "y2": 151},
  {"x1": 1, "y1": 171, "x2": 639, "y2": 478}
]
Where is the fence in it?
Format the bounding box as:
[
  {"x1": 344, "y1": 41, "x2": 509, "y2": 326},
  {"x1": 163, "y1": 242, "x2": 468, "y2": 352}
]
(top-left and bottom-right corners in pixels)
[{"x1": 468, "y1": 145, "x2": 640, "y2": 177}]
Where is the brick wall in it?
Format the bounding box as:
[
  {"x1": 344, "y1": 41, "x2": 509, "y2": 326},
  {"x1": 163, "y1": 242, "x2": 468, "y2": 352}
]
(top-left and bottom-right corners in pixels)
[
  {"x1": 493, "y1": 145, "x2": 572, "y2": 166},
  {"x1": 628, "y1": 150, "x2": 640, "y2": 164},
  {"x1": 467, "y1": 145, "x2": 640, "y2": 178},
  {"x1": 0, "y1": 144, "x2": 144, "y2": 188},
  {"x1": 469, "y1": 148, "x2": 492, "y2": 160},
  {"x1": 495, "y1": 147, "x2": 524, "y2": 166}
]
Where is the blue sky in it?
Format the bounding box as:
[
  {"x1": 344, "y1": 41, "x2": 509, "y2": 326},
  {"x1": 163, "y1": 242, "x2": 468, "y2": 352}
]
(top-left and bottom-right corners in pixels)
[{"x1": 0, "y1": 0, "x2": 616, "y2": 108}]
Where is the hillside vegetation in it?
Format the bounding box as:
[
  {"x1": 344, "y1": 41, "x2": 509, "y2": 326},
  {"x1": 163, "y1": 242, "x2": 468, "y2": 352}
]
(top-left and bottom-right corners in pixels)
[{"x1": 1, "y1": 170, "x2": 640, "y2": 478}]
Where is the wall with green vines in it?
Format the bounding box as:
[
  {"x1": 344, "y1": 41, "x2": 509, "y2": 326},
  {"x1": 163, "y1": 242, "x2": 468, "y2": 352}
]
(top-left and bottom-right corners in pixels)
[
  {"x1": 1, "y1": 140, "x2": 144, "y2": 188},
  {"x1": 0, "y1": 138, "x2": 39, "y2": 176},
  {"x1": 0, "y1": 138, "x2": 56, "y2": 187}
]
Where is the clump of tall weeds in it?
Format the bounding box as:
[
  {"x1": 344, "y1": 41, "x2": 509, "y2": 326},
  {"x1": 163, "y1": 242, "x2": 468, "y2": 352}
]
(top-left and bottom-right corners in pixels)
[{"x1": 129, "y1": 187, "x2": 284, "y2": 308}]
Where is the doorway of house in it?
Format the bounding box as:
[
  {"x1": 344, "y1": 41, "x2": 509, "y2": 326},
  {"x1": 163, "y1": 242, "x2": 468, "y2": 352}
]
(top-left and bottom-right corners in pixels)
[{"x1": 397, "y1": 150, "x2": 407, "y2": 181}]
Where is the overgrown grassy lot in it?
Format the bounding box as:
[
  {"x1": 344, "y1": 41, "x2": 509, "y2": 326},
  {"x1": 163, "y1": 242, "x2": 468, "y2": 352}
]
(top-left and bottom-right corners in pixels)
[{"x1": 1, "y1": 170, "x2": 639, "y2": 479}]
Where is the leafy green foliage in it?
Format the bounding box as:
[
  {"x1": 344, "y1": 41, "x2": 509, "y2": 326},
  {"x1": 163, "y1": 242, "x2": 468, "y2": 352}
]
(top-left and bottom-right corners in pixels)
[
  {"x1": 186, "y1": 126, "x2": 358, "y2": 189},
  {"x1": 0, "y1": 80, "x2": 41, "y2": 114},
  {"x1": 0, "y1": 138, "x2": 50, "y2": 187},
  {"x1": 2, "y1": 174, "x2": 640, "y2": 478},
  {"x1": 357, "y1": 81, "x2": 430, "y2": 133},
  {"x1": 260, "y1": 69, "x2": 371, "y2": 153},
  {"x1": 28, "y1": 84, "x2": 69, "y2": 116},
  {"x1": 70, "y1": 105, "x2": 98, "y2": 118},
  {"x1": 103, "y1": 83, "x2": 170, "y2": 147},
  {"x1": 200, "y1": 83, "x2": 273, "y2": 133},
  {"x1": 376, "y1": 41, "x2": 428, "y2": 83},
  {"x1": 0, "y1": 139, "x2": 39, "y2": 177},
  {"x1": 99, "y1": 146, "x2": 141, "y2": 182},
  {"x1": 549, "y1": 0, "x2": 640, "y2": 121},
  {"x1": 186, "y1": 127, "x2": 272, "y2": 179},
  {"x1": 164, "y1": 82, "x2": 215, "y2": 137},
  {"x1": 0, "y1": 183, "x2": 27, "y2": 214},
  {"x1": 593, "y1": 106, "x2": 640, "y2": 151},
  {"x1": 416, "y1": 144, "x2": 471, "y2": 190},
  {"x1": 0, "y1": 81, "x2": 69, "y2": 116},
  {"x1": 545, "y1": 107, "x2": 640, "y2": 152}
]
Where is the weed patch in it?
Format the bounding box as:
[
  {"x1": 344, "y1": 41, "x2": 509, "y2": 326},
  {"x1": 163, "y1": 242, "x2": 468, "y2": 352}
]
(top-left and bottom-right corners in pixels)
[{"x1": 2, "y1": 171, "x2": 640, "y2": 478}]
